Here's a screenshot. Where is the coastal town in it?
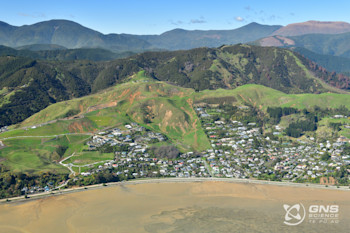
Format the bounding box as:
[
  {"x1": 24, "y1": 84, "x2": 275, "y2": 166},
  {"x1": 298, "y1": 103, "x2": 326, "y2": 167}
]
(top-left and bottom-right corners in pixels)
[
  {"x1": 1, "y1": 103, "x2": 349, "y2": 197},
  {"x1": 62, "y1": 104, "x2": 350, "y2": 189}
]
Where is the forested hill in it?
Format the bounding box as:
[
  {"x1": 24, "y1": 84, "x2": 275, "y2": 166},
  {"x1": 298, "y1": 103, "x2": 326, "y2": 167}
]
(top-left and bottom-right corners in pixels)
[
  {"x1": 0, "y1": 45, "x2": 134, "y2": 61},
  {"x1": 0, "y1": 44, "x2": 349, "y2": 127}
]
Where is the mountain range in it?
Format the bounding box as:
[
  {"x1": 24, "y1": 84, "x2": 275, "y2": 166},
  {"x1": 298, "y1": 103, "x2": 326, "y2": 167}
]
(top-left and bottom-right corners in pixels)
[
  {"x1": 3, "y1": 19, "x2": 350, "y2": 73},
  {"x1": 0, "y1": 19, "x2": 281, "y2": 52},
  {"x1": 2, "y1": 19, "x2": 350, "y2": 52}
]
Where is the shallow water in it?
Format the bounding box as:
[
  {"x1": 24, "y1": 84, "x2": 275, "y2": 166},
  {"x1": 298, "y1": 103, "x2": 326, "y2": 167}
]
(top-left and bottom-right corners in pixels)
[{"x1": 0, "y1": 181, "x2": 349, "y2": 233}]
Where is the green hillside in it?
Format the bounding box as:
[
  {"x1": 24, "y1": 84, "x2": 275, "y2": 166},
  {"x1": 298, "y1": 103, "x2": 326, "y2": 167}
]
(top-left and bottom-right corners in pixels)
[
  {"x1": 1, "y1": 44, "x2": 348, "y2": 127},
  {"x1": 9, "y1": 80, "x2": 350, "y2": 146},
  {"x1": 194, "y1": 84, "x2": 350, "y2": 110},
  {"x1": 0, "y1": 45, "x2": 135, "y2": 61},
  {"x1": 16, "y1": 44, "x2": 67, "y2": 51},
  {"x1": 1, "y1": 77, "x2": 349, "y2": 176},
  {"x1": 8, "y1": 73, "x2": 210, "y2": 152}
]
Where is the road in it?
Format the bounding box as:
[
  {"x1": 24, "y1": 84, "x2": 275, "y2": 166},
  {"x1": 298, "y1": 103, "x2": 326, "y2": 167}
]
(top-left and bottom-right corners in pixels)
[
  {"x1": 59, "y1": 152, "x2": 76, "y2": 176},
  {"x1": 203, "y1": 159, "x2": 214, "y2": 177}
]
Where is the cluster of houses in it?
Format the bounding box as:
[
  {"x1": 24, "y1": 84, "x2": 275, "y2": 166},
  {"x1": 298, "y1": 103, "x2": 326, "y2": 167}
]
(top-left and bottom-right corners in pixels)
[
  {"x1": 87, "y1": 123, "x2": 165, "y2": 151},
  {"x1": 194, "y1": 106, "x2": 350, "y2": 182},
  {"x1": 106, "y1": 154, "x2": 211, "y2": 178},
  {"x1": 72, "y1": 106, "x2": 350, "y2": 185},
  {"x1": 83, "y1": 122, "x2": 213, "y2": 178},
  {"x1": 0, "y1": 126, "x2": 8, "y2": 133},
  {"x1": 21, "y1": 182, "x2": 56, "y2": 194}
]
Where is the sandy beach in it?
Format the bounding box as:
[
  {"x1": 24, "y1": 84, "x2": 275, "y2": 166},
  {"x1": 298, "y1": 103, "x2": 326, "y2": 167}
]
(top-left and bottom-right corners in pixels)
[{"x1": 0, "y1": 180, "x2": 349, "y2": 233}]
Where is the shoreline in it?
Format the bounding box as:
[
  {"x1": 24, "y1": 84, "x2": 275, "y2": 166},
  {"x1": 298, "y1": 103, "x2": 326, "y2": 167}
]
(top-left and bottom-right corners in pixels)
[{"x1": 1, "y1": 177, "x2": 349, "y2": 204}]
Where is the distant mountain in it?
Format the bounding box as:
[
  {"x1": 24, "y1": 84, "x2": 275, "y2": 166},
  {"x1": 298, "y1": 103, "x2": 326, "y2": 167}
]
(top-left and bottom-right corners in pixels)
[
  {"x1": 291, "y1": 47, "x2": 350, "y2": 74},
  {"x1": 256, "y1": 32, "x2": 350, "y2": 58},
  {"x1": 272, "y1": 21, "x2": 350, "y2": 36},
  {"x1": 0, "y1": 20, "x2": 152, "y2": 52},
  {"x1": 1, "y1": 44, "x2": 348, "y2": 127},
  {"x1": 4, "y1": 19, "x2": 350, "y2": 57},
  {"x1": 0, "y1": 20, "x2": 282, "y2": 52},
  {"x1": 254, "y1": 20, "x2": 350, "y2": 62},
  {"x1": 138, "y1": 22, "x2": 282, "y2": 50}
]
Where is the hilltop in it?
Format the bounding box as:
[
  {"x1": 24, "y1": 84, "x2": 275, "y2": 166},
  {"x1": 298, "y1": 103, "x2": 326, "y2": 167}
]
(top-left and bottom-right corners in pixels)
[{"x1": 272, "y1": 21, "x2": 350, "y2": 36}]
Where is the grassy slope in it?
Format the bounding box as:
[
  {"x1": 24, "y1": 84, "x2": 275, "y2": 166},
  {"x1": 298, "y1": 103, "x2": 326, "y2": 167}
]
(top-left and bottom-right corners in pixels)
[
  {"x1": 7, "y1": 82, "x2": 350, "y2": 139},
  {"x1": 1, "y1": 76, "x2": 349, "y2": 174},
  {"x1": 194, "y1": 84, "x2": 350, "y2": 109},
  {"x1": 0, "y1": 135, "x2": 89, "y2": 174},
  {"x1": 4, "y1": 72, "x2": 212, "y2": 152},
  {"x1": 64, "y1": 151, "x2": 114, "y2": 165},
  {"x1": 317, "y1": 117, "x2": 350, "y2": 139}
]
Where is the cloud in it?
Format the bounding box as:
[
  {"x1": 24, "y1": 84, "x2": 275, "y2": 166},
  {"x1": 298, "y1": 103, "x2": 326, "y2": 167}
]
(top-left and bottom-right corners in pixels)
[
  {"x1": 170, "y1": 20, "x2": 184, "y2": 26},
  {"x1": 235, "y1": 16, "x2": 244, "y2": 22},
  {"x1": 190, "y1": 19, "x2": 206, "y2": 24},
  {"x1": 170, "y1": 17, "x2": 207, "y2": 26},
  {"x1": 245, "y1": 6, "x2": 251, "y2": 11},
  {"x1": 189, "y1": 17, "x2": 206, "y2": 24},
  {"x1": 18, "y1": 12, "x2": 46, "y2": 18}
]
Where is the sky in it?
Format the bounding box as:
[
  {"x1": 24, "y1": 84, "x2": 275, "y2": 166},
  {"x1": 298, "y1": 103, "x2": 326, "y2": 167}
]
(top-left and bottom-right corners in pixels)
[{"x1": 1, "y1": 0, "x2": 350, "y2": 35}]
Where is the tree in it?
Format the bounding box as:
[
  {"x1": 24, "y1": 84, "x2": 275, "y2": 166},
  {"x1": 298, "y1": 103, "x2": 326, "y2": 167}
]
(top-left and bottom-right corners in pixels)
[{"x1": 321, "y1": 152, "x2": 331, "y2": 161}]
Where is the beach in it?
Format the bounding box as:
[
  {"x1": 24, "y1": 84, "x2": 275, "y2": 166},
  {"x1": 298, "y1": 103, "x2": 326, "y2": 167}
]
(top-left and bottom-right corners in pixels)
[{"x1": 0, "y1": 180, "x2": 349, "y2": 233}]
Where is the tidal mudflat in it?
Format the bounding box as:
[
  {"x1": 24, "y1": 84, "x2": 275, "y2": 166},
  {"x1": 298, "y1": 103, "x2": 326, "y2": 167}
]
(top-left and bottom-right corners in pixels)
[{"x1": 0, "y1": 181, "x2": 349, "y2": 233}]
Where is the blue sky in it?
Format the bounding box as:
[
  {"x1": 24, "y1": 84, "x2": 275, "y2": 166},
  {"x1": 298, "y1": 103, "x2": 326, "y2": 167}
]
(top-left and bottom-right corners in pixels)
[{"x1": 1, "y1": 0, "x2": 350, "y2": 35}]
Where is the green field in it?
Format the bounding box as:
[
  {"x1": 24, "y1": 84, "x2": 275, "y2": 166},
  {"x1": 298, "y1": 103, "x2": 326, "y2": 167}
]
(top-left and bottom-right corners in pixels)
[
  {"x1": 318, "y1": 117, "x2": 350, "y2": 139},
  {"x1": 0, "y1": 135, "x2": 90, "y2": 174},
  {"x1": 194, "y1": 84, "x2": 350, "y2": 110},
  {"x1": 0, "y1": 138, "x2": 65, "y2": 173},
  {"x1": 64, "y1": 151, "x2": 114, "y2": 165}
]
